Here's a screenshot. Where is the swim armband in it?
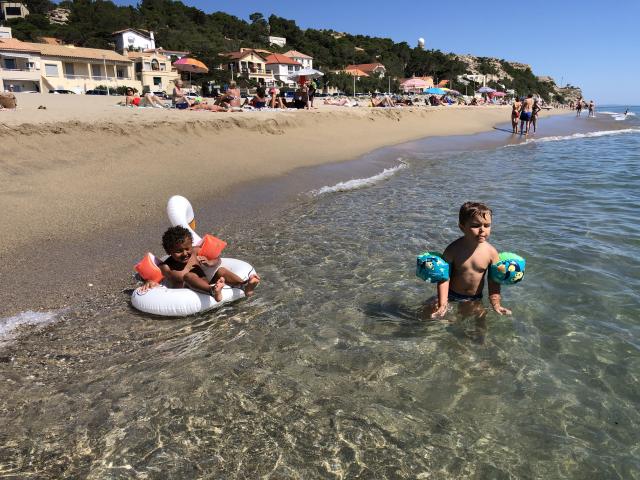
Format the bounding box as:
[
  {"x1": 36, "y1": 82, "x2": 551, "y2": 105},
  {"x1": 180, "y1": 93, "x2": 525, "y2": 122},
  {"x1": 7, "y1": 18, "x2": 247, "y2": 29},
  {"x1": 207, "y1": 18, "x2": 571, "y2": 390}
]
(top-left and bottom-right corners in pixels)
[
  {"x1": 135, "y1": 252, "x2": 164, "y2": 283},
  {"x1": 198, "y1": 234, "x2": 227, "y2": 261},
  {"x1": 489, "y1": 252, "x2": 526, "y2": 285},
  {"x1": 416, "y1": 252, "x2": 450, "y2": 283}
]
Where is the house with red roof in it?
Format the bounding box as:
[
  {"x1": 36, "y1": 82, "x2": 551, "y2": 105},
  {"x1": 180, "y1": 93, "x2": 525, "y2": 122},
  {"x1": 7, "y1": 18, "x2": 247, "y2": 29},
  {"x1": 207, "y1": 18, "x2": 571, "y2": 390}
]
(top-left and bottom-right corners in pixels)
[
  {"x1": 219, "y1": 48, "x2": 274, "y2": 86},
  {"x1": 265, "y1": 53, "x2": 301, "y2": 86},
  {"x1": 344, "y1": 63, "x2": 386, "y2": 78},
  {"x1": 283, "y1": 50, "x2": 313, "y2": 69}
]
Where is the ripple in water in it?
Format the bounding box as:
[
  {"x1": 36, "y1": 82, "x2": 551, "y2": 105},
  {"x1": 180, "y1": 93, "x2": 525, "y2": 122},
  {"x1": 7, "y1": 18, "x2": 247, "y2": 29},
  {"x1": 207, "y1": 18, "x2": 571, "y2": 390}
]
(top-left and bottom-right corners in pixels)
[{"x1": 2, "y1": 108, "x2": 639, "y2": 478}]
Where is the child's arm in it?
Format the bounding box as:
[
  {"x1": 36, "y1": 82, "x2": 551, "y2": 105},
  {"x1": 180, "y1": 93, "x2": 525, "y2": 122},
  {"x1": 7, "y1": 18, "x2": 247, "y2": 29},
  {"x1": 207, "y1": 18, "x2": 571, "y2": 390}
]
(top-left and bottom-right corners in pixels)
[
  {"x1": 139, "y1": 279, "x2": 159, "y2": 293},
  {"x1": 159, "y1": 256, "x2": 198, "y2": 285},
  {"x1": 488, "y1": 278, "x2": 512, "y2": 315},
  {"x1": 432, "y1": 279, "x2": 450, "y2": 318},
  {"x1": 432, "y1": 247, "x2": 453, "y2": 318}
]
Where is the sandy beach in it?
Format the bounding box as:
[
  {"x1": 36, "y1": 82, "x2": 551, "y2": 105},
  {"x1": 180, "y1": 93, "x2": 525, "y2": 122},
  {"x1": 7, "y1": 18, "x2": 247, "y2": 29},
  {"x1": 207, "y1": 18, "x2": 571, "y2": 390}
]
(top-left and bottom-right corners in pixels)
[{"x1": 1, "y1": 93, "x2": 564, "y2": 316}]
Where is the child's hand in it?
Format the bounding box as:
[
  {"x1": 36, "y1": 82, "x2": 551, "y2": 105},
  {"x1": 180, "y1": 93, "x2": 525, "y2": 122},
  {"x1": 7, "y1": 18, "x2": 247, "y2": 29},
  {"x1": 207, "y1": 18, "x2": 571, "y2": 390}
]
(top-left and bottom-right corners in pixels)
[
  {"x1": 139, "y1": 280, "x2": 159, "y2": 293},
  {"x1": 492, "y1": 303, "x2": 512, "y2": 315},
  {"x1": 431, "y1": 302, "x2": 448, "y2": 319},
  {"x1": 197, "y1": 256, "x2": 221, "y2": 268}
]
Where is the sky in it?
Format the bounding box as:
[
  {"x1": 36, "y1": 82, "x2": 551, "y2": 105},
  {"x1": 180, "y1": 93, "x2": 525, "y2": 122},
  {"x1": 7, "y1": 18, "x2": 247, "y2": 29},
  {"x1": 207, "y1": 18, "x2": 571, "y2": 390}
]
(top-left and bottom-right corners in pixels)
[{"x1": 114, "y1": 0, "x2": 639, "y2": 105}]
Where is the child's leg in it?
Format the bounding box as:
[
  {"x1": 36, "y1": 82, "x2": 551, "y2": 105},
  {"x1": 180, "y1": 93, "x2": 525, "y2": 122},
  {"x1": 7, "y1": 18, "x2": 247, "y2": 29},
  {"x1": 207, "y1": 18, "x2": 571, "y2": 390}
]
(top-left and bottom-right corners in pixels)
[
  {"x1": 212, "y1": 267, "x2": 260, "y2": 296},
  {"x1": 211, "y1": 276, "x2": 225, "y2": 302}
]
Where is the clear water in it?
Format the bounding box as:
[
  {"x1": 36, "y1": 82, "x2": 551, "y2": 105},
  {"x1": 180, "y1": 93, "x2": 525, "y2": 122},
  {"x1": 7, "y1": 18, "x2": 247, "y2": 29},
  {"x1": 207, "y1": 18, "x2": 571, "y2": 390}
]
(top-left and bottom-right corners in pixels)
[{"x1": 2, "y1": 108, "x2": 639, "y2": 478}]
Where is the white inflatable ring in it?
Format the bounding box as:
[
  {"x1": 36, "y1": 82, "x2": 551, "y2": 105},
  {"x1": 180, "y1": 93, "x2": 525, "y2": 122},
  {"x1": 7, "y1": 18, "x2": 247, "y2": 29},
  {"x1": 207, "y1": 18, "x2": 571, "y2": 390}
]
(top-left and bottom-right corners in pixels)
[{"x1": 131, "y1": 195, "x2": 257, "y2": 317}]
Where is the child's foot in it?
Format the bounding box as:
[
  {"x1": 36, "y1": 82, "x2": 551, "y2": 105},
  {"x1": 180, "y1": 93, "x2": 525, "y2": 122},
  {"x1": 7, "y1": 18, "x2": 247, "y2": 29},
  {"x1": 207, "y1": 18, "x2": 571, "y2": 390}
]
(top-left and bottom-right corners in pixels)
[
  {"x1": 244, "y1": 273, "x2": 260, "y2": 297},
  {"x1": 212, "y1": 277, "x2": 225, "y2": 302}
]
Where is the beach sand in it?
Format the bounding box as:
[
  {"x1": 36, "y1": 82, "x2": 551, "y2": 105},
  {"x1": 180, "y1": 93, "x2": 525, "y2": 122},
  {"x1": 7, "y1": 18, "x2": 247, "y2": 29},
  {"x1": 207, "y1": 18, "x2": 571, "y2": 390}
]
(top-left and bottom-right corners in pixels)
[{"x1": 1, "y1": 93, "x2": 564, "y2": 316}]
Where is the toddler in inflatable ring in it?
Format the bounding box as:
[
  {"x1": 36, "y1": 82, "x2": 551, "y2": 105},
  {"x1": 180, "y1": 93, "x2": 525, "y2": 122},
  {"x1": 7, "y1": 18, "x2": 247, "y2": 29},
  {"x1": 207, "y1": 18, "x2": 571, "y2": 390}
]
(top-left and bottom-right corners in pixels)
[{"x1": 140, "y1": 226, "x2": 260, "y2": 298}]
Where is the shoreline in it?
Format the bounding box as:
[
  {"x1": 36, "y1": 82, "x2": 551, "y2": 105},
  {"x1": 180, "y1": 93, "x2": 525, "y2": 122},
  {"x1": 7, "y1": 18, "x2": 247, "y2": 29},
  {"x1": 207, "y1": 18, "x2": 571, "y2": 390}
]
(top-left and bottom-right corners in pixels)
[{"x1": 1, "y1": 97, "x2": 572, "y2": 317}]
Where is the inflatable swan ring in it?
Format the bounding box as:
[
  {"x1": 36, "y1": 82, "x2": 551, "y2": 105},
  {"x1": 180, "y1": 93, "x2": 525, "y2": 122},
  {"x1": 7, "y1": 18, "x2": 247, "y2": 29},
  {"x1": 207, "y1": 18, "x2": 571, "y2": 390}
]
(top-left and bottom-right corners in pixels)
[{"x1": 131, "y1": 195, "x2": 257, "y2": 316}]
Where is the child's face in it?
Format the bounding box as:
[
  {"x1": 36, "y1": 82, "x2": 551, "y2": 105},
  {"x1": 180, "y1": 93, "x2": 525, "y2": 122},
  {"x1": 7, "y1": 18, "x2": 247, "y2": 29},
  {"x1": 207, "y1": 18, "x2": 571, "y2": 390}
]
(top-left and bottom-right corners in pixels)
[
  {"x1": 460, "y1": 213, "x2": 492, "y2": 244},
  {"x1": 168, "y1": 236, "x2": 193, "y2": 264}
]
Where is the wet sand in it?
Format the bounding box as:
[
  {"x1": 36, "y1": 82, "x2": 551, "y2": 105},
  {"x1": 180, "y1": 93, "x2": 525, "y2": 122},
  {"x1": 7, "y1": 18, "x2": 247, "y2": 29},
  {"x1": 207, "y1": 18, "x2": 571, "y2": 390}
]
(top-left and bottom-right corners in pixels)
[{"x1": 1, "y1": 94, "x2": 569, "y2": 317}]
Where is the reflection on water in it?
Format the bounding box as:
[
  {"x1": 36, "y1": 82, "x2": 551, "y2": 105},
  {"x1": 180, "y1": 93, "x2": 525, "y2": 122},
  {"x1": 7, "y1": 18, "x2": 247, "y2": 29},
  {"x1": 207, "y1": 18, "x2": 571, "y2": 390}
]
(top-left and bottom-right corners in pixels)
[{"x1": 1, "y1": 110, "x2": 639, "y2": 478}]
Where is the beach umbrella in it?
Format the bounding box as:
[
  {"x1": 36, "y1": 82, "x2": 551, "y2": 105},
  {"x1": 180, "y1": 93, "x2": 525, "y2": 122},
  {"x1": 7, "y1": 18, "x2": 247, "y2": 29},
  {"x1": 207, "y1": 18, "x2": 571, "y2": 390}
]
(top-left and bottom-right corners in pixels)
[
  {"x1": 477, "y1": 86, "x2": 495, "y2": 93},
  {"x1": 288, "y1": 67, "x2": 324, "y2": 81},
  {"x1": 446, "y1": 89, "x2": 461, "y2": 96},
  {"x1": 490, "y1": 91, "x2": 506, "y2": 97},
  {"x1": 424, "y1": 87, "x2": 447, "y2": 95},
  {"x1": 173, "y1": 58, "x2": 209, "y2": 85},
  {"x1": 402, "y1": 78, "x2": 429, "y2": 90},
  {"x1": 173, "y1": 58, "x2": 209, "y2": 74}
]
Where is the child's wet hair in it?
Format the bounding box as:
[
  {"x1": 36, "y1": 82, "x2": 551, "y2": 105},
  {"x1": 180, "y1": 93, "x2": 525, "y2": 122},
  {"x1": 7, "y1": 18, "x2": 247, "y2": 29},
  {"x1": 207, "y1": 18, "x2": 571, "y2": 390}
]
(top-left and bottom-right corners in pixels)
[
  {"x1": 459, "y1": 202, "x2": 492, "y2": 225},
  {"x1": 162, "y1": 226, "x2": 192, "y2": 253}
]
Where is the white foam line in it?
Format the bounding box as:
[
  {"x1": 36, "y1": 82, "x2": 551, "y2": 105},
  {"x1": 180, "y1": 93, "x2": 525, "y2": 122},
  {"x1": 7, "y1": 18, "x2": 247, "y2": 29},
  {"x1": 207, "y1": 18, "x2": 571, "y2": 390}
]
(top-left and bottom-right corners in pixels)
[
  {"x1": 504, "y1": 128, "x2": 640, "y2": 147},
  {"x1": 0, "y1": 310, "x2": 62, "y2": 346},
  {"x1": 310, "y1": 161, "x2": 408, "y2": 196}
]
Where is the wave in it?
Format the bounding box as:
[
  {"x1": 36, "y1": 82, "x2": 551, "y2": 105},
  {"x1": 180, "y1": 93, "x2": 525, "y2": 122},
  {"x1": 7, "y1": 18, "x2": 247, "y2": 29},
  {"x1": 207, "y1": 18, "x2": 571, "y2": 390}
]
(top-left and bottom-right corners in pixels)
[
  {"x1": 310, "y1": 160, "x2": 408, "y2": 196},
  {"x1": 0, "y1": 310, "x2": 62, "y2": 346},
  {"x1": 599, "y1": 111, "x2": 636, "y2": 121},
  {"x1": 504, "y1": 128, "x2": 640, "y2": 147}
]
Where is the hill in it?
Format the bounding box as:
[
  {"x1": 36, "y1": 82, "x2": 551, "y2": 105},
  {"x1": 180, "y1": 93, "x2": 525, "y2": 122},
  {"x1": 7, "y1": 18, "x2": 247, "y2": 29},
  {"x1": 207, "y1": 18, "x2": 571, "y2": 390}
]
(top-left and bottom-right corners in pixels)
[{"x1": 7, "y1": 0, "x2": 572, "y2": 101}]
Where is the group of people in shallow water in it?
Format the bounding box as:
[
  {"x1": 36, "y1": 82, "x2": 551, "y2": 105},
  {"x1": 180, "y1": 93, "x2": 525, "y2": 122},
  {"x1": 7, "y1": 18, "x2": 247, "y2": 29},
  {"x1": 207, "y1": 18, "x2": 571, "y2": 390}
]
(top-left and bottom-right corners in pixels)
[
  {"x1": 510, "y1": 94, "x2": 543, "y2": 135},
  {"x1": 572, "y1": 97, "x2": 596, "y2": 117}
]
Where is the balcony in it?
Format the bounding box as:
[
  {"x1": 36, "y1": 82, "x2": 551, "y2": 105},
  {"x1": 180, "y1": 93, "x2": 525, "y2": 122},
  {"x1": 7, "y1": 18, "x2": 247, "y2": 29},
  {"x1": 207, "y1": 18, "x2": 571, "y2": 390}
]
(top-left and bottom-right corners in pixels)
[
  {"x1": 64, "y1": 73, "x2": 91, "y2": 79},
  {"x1": 1, "y1": 67, "x2": 40, "y2": 81}
]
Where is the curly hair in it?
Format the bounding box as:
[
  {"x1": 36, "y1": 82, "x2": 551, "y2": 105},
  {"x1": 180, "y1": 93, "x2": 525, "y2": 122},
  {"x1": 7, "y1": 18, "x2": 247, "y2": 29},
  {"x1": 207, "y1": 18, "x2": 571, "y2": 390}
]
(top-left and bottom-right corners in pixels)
[
  {"x1": 459, "y1": 202, "x2": 492, "y2": 225},
  {"x1": 162, "y1": 226, "x2": 192, "y2": 253}
]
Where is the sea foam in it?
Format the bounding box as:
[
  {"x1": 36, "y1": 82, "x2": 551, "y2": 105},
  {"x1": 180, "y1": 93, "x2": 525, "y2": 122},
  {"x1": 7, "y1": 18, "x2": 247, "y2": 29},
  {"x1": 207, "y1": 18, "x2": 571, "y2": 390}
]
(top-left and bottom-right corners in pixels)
[
  {"x1": 310, "y1": 160, "x2": 408, "y2": 196},
  {"x1": 0, "y1": 310, "x2": 62, "y2": 346},
  {"x1": 504, "y1": 128, "x2": 640, "y2": 147}
]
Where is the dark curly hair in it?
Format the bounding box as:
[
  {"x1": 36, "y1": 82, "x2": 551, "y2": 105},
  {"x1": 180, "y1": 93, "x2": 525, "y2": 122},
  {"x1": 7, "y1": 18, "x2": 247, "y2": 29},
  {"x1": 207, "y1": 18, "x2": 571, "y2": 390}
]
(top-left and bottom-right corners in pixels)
[
  {"x1": 459, "y1": 202, "x2": 492, "y2": 225},
  {"x1": 162, "y1": 226, "x2": 192, "y2": 253}
]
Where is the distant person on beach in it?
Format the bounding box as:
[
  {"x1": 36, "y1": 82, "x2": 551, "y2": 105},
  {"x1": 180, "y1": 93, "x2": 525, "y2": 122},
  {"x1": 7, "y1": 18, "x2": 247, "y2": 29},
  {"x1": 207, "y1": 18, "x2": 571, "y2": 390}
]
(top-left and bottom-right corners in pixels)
[
  {"x1": 429, "y1": 202, "x2": 511, "y2": 320},
  {"x1": 624, "y1": 108, "x2": 629, "y2": 115},
  {"x1": 530, "y1": 98, "x2": 542, "y2": 133},
  {"x1": 141, "y1": 226, "x2": 260, "y2": 298},
  {"x1": 124, "y1": 88, "x2": 166, "y2": 108},
  {"x1": 294, "y1": 85, "x2": 309, "y2": 109},
  {"x1": 268, "y1": 88, "x2": 285, "y2": 108},
  {"x1": 520, "y1": 94, "x2": 534, "y2": 135},
  {"x1": 576, "y1": 97, "x2": 583, "y2": 117},
  {"x1": 217, "y1": 81, "x2": 241, "y2": 108},
  {"x1": 172, "y1": 79, "x2": 193, "y2": 107},
  {"x1": 308, "y1": 80, "x2": 317, "y2": 108},
  {"x1": 588, "y1": 100, "x2": 595, "y2": 117},
  {"x1": 511, "y1": 97, "x2": 522, "y2": 133},
  {"x1": 371, "y1": 92, "x2": 395, "y2": 107},
  {"x1": 248, "y1": 86, "x2": 268, "y2": 109}
]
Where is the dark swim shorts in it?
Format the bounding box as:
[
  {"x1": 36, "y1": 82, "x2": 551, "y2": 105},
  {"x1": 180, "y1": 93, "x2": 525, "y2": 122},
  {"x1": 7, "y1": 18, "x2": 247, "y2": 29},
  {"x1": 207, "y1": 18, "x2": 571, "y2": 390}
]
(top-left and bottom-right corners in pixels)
[
  {"x1": 448, "y1": 289, "x2": 483, "y2": 302},
  {"x1": 520, "y1": 111, "x2": 532, "y2": 121}
]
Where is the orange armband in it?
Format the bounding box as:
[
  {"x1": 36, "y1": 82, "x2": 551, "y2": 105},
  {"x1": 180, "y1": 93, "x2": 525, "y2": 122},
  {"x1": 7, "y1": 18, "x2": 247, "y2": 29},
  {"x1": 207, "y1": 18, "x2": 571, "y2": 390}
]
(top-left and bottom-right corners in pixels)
[
  {"x1": 198, "y1": 234, "x2": 227, "y2": 261},
  {"x1": 134, "y1": 252, "x2": 164, "y2": 283}
]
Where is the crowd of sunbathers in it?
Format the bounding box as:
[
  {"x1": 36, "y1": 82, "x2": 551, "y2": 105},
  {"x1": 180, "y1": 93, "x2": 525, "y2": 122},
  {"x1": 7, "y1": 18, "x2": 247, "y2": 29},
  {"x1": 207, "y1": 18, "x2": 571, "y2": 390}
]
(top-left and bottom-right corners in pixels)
[{"x1": 121, "y1": 78, "x2": 526, "y2": 113}]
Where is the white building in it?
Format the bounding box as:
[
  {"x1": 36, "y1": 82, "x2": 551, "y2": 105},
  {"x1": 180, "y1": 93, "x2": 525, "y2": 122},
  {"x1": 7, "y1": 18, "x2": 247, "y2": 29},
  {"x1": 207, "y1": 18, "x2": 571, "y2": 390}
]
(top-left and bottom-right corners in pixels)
[
  {"x1": 0, "y1": 1, "x2": 29, "y2": 21},
  {"x1": 268, "y1": 36, "x2": 286, "y2": 48},
  {"x1": 283, "y1": 50, "x2": 312, "y2": 69},
  {"x1": 112, "y1": 29, "x2": 156, "y2": 53},
  {"x1": 0, "y1": 26, "x2": 12, "y2": 39},
  {"x1": 265, "y1": 53, "x2": 301, "y2": 87}
]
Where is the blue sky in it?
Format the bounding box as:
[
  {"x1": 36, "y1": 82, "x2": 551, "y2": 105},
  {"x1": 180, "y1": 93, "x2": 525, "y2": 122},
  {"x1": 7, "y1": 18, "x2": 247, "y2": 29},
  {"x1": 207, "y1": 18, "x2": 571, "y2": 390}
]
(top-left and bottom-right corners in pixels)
[{"x1": 115, "y1": 0, "x2": 638, "y2": 105}]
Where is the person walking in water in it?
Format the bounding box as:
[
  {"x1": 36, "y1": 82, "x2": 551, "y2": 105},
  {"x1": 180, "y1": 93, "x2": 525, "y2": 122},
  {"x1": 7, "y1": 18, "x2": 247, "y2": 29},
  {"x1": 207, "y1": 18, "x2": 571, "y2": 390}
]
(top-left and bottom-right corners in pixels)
[
  {"x1": 519, "y1": 94, "x2": 534, "y2": 135},
  {"x1": 576, "y1": 97, "x2": 583, "y2": 117},
  {"x1": 588, "y1": 100, "x2": 595, "y2": 117}
]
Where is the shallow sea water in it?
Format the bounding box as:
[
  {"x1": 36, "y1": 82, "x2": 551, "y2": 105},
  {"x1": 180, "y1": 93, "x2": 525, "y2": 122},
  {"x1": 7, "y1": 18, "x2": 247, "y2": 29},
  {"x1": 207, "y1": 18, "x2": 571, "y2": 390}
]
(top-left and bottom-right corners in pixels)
[{"x1": 1, "y1": 108, "x2": 639, "y2": 479}]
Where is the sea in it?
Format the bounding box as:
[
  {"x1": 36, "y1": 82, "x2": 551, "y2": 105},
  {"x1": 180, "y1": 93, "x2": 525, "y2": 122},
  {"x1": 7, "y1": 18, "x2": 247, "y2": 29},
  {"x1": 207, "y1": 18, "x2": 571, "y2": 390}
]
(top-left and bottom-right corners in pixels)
[{"x1": 1, "y1": 107, "x2": 639, "y2": 479}]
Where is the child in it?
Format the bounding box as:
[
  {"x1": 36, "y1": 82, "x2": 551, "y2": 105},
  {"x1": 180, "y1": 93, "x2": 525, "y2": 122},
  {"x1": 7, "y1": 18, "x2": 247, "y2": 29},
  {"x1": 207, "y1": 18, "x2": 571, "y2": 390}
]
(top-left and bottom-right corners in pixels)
[
  {"x1": 141, "y1": 226, "x2": 260, "y2": 299},
  {"x1": 431, "y1": 202, "x2": 511, "y2": 319}
]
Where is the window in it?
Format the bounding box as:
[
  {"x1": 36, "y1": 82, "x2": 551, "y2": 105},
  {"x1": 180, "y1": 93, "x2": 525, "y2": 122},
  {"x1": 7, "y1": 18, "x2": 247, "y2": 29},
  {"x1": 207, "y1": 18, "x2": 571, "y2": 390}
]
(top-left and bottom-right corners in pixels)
[
  {"x1": 153, "y1": 76, "x2": 161, "y2": 86},
  {"x1": 5, "y1": 7, "x2": 22, "y2": 16},
  {"x1": 117, "y1": 68, "x2": 126, "y2": 79},
  {"x1": 4, "y1": 58, "x2": 16, "y2": 70},
  {"x1": 44, "y1": 63, "x2": 59, "y2": 77},
  {"x1": 91, "y1": 64, "x2": 101, "y2": 78},
  {"x1": 288, "y1": 65, "x2": 294, "y2": 72},
  {"x1": 151, "y1": 59, "x2": 159, "y2": 71},
  {"x1": 143, "y1": 61, "x2": 151, "y2": 71},
  {"x1": 160, "y1": 63, "x2": 166, "y2": 71},
  {"x1": 64, "y1": 63, "x2": 74, "y2": 77}
]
